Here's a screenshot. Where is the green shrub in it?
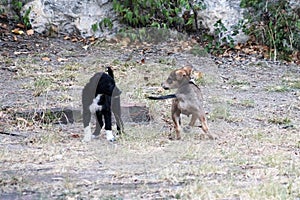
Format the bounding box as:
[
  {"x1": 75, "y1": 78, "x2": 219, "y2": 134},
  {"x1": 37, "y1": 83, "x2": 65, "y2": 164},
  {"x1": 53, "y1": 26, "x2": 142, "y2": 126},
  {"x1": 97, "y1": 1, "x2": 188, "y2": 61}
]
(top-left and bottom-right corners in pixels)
[
  {"x1": 204, "y1": 19, "x2": 238, "y2": 54},
  {"x1": 112, "y1": 0, "x2": 205, "y2": 32},
  {"x1": 11, "y1": 0, "x2": 31, "y2": 28},
  {"x1": 241, "y1": 0, "x2": 300, "y2": 61}
]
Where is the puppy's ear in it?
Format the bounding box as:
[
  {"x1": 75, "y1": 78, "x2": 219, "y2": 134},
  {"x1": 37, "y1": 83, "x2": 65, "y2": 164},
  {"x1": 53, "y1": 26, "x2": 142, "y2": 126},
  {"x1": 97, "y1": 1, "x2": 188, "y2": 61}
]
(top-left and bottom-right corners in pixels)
[{"x1": 183, "y1": 66, "x2": 193, "y2": 76}]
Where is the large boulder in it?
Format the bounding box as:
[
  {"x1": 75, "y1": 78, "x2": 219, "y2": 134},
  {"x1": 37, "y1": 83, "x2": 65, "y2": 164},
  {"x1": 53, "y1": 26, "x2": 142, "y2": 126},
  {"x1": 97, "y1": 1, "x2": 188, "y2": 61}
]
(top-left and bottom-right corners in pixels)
[
  {"x1": 22, "y1": 0, "x2": 120, "y2": 38},
  {"x1": 197, "y1": 0, "x2": 248, "y2": 43}
]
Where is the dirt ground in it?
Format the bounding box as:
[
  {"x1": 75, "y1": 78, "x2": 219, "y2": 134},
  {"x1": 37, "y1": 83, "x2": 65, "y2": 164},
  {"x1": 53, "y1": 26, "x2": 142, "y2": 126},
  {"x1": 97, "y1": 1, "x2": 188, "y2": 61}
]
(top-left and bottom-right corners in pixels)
[{"x1": 0, "y1": 31, "x2": 300, "y2": 199}]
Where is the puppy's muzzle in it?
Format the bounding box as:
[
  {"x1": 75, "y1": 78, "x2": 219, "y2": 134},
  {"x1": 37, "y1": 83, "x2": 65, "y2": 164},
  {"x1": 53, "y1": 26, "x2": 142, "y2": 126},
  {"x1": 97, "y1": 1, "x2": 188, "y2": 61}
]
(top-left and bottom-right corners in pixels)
[{"x1": 161, "y1": 82, "x2": 170, "y2": 90}]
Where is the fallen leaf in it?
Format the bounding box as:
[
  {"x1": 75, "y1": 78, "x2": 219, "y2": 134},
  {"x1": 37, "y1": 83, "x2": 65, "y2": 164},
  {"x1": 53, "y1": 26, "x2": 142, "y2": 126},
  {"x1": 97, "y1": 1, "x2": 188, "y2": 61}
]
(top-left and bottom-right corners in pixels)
[
  {"x1": 71, "y1": 37, "x2": 78, "y2": 42},
  {"x1": 57, "y1": 57, "x2": 68, "y2": 62},
  {"x1": 0, "y1": 22, "x2": 8, "y2": 29},
  {"x1": 12, "y1": 28, "x2": 24, "y2": 35},
  {"x1": 16, "y1": 23, "x2": 25, "y2": 29},
  {"x1": 42, "y1": 57, "x2": 51, "y2": 61},
  {"x1": 193, "y1": 71, "x2": 203, "y2": 79},
  {"x1": 26, "y1": 29, "x2": 34, "y2": 35},
  {"x1": 64, "y1": 36, "x2": 70, "y2": 40},
  {"x1": 88, "y1": 37, "x2": 95, "y2": 41},
  {"x1": 70, "y1": 134, "x2": 80, "y2": 138},
  {"x1": 0, "y1": 14, "x2": 8, "y2": 19},
  {"x1": 234, "y1": 45, "x2": 241, "y2": 50}
]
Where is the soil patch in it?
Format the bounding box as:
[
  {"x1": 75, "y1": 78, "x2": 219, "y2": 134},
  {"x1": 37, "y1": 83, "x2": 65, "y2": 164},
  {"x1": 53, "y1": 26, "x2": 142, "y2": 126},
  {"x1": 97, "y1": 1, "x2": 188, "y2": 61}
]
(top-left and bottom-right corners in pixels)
[{"x1": 1, "y1": 33, "x2": 299, "y2": 199}]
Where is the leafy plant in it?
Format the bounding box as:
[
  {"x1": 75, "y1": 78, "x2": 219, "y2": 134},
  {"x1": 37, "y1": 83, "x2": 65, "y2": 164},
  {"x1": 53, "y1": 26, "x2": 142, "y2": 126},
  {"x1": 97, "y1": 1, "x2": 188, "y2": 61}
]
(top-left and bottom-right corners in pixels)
[
  {"x1": 11, "y1": 0, "x2": 31, "y2": 28},
  {"x1": 112, "y1": 0, "x2": 205, "y2": 32},
  {"x1": 99, "y1": 17, "x2": 113, "y2": 31},
  {"x1": 204, "y1": 20, "x2": 237, "y2": 54},
  {"x1": 22, "y1": 6, "x2": 31, "y2": 28},
  {"x1": 241, "y1": 0, "x2": 300, "y2": 61},
  {"x1": 92, "y1": 17, "x2": 113, "y2": 32},
  {"x1": 12, "y1": 0, "x2": 22, "y2": 12},
  {"x1": 33, "y1": 77, "x2": 51, "y2": 96}
]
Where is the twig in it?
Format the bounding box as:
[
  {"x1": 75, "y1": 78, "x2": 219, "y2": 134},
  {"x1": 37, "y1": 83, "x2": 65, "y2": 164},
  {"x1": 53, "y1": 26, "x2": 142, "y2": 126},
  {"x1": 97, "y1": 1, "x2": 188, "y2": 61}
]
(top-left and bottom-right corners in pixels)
[{"x1": 0, "y1": 131, "x2": 27, "y2": 138}]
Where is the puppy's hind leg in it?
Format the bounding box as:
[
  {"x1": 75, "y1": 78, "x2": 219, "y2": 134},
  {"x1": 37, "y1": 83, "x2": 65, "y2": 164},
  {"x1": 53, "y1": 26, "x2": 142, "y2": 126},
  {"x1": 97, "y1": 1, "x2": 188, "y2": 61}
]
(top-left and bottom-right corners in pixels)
[
  {"x1": 184, "y1": 115, "x2": 197, "y2": 133},
  {"x1": 199, "y1": 115, "x2": 217, "y2": 140},
  {"x1": 93, "y1": 110, "x2": 104, "y2": 137},
  {"x1": 82, "y1": 106, "x2": 92, "y2": 142},
  {"x1": 112, "y1": 96, "x2": 124, "y2": 135}
]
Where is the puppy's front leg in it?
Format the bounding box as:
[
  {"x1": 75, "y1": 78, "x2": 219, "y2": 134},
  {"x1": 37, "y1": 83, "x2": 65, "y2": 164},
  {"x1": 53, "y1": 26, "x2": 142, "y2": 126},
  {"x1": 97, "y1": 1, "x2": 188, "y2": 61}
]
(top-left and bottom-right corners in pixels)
[
  {"x1": 171, "y1": 100, "x2": 182, "y2": 140},
  {"x1": 83, "y1": 94, "x2": 102, "y2": 142}
]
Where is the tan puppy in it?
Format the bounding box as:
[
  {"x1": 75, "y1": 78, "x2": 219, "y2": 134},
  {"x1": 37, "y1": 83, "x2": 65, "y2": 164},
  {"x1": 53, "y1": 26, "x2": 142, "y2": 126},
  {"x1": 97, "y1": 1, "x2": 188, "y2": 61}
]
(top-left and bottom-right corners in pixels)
[{"x1": 161, "y1": 66, "x2": 216, "y2": 140}]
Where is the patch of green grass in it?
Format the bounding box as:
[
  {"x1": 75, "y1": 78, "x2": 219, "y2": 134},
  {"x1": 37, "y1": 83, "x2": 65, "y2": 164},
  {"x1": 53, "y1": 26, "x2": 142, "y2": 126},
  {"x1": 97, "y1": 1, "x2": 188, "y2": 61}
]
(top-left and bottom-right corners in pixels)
[
  {"x1": 229, "y1": 80, "x2": 250, "y2": 86},
  {"x1": 248, "y1": 182, "x2": 292, "y2": 200},
  {"x1": 33, "y1": 77, "x2": 52, "y2": 96},
  {"x1": 158, "y1": 57, "x2": 176, "y2": 65},
  {"x1": 227, "y1": 99, "x2": 255, "y2": 108},
  {"x1": 252, "y1": 132, "x2": 264, "y2": 140},
  {"x1": 229, "y1": 80, "x2": 251, "y2": 91},
  {"x1": 267, "y1": 76, "x2": 300, "y2": 92},
  {"x1": 286, "y1": 80, "x2": 300, "y2": 89},
  {"x1": 112, "y1": 59, "x2": 121, "y2": 65},
  {"x1": 266, "y1": 85, "x2": 290, "y2": 92},
  {"x1": 196, "y1": 74, "x2": 217, "y2": 86},
  {"x1": 63, "y1": 63, "x2": 80, "y2": 71},
  {"x1": 240, "y1": 99, "x2": 255, "y2": 108},
  {"x1": 209, "y1": 105, "x2": 230, "y2": 121},
  {"x1": 189, "y1": 45, "x2": 208, "y2": 57},
  {"x1": 268, "y1": 117, "x2": 291, "y2": 125}
]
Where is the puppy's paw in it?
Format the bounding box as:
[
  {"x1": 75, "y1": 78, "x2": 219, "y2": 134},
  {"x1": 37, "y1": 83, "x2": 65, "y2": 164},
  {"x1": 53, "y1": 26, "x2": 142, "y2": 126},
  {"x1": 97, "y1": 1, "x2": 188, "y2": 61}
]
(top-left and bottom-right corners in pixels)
[
  {"x1": 199, "y1": 133, "x2": 206, "y2": 140},
  {"x1": 198, "y1": 133, "x2": 218, "y2": 140},
  {"x1": 106, "y1": 130, "x2": 115, "y2": 142},
  {"x1": 207, "y1": 133, "x2": 218, "y2": 140}
]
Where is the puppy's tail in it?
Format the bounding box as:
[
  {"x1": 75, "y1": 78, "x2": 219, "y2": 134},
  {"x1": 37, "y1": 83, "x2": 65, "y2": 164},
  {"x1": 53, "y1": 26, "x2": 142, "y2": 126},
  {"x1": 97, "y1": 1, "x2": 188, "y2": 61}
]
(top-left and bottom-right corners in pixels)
[
  {"x1": 106, "y1": 66, "x2": 114, "y2": 79},
  {"x1": 147, "y1": 94, "x2": 176, "y2": 100}
]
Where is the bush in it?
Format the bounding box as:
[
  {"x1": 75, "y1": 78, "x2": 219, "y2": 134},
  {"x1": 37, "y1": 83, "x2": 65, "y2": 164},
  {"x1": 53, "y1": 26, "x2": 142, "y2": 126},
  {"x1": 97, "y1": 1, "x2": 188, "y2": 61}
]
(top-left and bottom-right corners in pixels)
[
  {"x1": 241, "y1": 0, "x2": 300, "y2": 61},
  {"x1": 112, "y1": 0, "x2": 205, "y2": 32}
]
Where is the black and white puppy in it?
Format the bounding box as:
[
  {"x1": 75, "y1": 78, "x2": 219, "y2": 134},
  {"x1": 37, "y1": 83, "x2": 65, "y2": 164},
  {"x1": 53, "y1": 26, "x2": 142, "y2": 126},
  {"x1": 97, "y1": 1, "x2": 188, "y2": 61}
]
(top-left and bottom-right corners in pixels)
[{"x1": 82, "y1": 67, "x2": 123, "y2": 142}]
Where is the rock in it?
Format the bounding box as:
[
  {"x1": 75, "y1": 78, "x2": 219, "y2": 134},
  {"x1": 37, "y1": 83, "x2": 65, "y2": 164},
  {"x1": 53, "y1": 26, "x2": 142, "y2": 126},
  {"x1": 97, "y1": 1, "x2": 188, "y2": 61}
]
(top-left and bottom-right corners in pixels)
[
  {"x1": 21, "y1": 0, "x2": 121, "y2": 38},
  {"x1": 121, "y1": 103, "x2": 153, "y2": 123},
  {"x1": 14, "y1": 103, "x2": 152, "y2": 124},
  {"x1": 15, "y1": 107, "x2": 81, "y2": 124},
  {"x1": 196, "y1": 0, "x2": 248, "y2": 44}
]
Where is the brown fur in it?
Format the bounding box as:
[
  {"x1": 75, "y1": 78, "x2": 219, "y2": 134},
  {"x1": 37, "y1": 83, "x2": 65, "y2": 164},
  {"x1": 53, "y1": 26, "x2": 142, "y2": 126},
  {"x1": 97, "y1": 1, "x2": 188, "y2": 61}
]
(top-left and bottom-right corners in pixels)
[{"x1": 162, "y1": 66, "x2": 216, "y2": 140}]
